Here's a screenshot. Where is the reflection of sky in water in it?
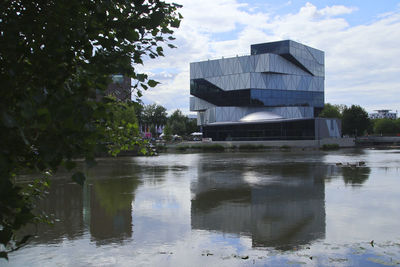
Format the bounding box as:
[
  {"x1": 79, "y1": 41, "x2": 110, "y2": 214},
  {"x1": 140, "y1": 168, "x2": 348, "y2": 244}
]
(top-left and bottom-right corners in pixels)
[{"x1": 4, "y1": 149, "x2": 400, "y2": 266}]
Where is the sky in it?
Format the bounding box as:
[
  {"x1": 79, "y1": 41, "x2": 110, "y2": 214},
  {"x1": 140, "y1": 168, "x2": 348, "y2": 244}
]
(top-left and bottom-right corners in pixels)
[{"x1": 138, "y1": 1, "x2": 400, "y2": 115}]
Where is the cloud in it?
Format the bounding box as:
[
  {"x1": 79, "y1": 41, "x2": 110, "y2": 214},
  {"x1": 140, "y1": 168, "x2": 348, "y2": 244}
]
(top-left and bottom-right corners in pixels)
[{"x1": 139, "y1": 1, "x2": 400, "y2": 114}]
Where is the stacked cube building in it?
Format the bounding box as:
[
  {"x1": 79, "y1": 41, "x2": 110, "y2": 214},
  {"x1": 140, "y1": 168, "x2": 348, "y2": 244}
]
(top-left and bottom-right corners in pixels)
[{"x1": 190, "y1": 40, "x2": 341, "y2": 141}]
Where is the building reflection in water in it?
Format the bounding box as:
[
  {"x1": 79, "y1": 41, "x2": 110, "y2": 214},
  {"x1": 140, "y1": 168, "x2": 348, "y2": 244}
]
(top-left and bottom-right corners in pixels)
[
  {"x1": 22, "y1": 158, "x2": 141, "y2": 245},
  {"x1": 22, "y1": 179, "x2": 85, "y2": 244},
  {"x1": 191, "y1": 157, "x2": 333, "y2": 250},
  {"x1": 19, "y1": 153, "x2": 371, "y2": 248}
]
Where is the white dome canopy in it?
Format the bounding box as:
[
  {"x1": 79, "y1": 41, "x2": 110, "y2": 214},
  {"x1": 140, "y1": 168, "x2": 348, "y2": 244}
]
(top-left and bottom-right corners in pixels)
[{"x1": 240, "y1": 111, "x2": 283, "y2": 122}]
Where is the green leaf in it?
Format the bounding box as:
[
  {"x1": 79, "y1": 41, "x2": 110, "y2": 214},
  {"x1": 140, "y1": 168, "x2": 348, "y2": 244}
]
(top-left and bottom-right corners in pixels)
[
  {"x1": 136, "y1": 73, "x2": 147, "y2": 82},
  {"x1": 64, "y1": 161, "x2": 77, "y2": 170},
  {"x1": 37, "y1": 108, "x2": 49, "y2": 116},
  {"x1": 2, "y1": 112, "x2": 17, "y2": 128},
  {"x1": 147, "y1": 80, "x2": 159, "y2": 87},
  {"x1": 156, "y1": 46, "x2": 163, "y2": 55},
  {"x1": 141, "y1": 83, "x2": 148, "y2": 90},
  {"x1": 171, "y1": 18, "x2": 181, "y2": 28},
  {"x1": 72, "y1": 172, "x2": 86, "y2": 186}
]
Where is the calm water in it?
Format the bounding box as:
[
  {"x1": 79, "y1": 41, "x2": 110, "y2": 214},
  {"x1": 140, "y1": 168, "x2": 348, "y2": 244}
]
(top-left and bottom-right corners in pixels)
[{"x1": 3, "y1": 148, "x2": 400, "y2": 266}]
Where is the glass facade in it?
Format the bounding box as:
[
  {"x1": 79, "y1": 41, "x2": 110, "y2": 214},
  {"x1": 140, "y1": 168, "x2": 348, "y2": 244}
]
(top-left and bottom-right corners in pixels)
[
  {"x1": 189, "y1": 40, "x2": 330, "y2": 140},
  {"x1": 203, "y1": 119, "x2": 316, "y2": 141},
  {"x1": 251, "y1": 41, "x2": 291, "y2": 56},
  {"x1": 251, "y1": 40, "x2": 324, "y2": 77},
  {"x1": 251, "y1": 89, "x2": 324, "y2": 108},
  {"x1": 191, "y1": 78, "x2": 323, "y2": 108}
]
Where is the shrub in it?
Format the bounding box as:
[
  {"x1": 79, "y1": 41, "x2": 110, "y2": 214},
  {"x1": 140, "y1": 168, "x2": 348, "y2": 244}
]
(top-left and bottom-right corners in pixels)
[
  {"x1": 238, "y1": 144, "x2": 266, "y2": 150},
  {"x1": 201, "y1": 144, "x2": 225, "y2": 151},
  {"x1": 321, "y1": 144, "x2": 340, "y2": 150},
  {"x1": 176, "y1": 146, "x2": 189, "y2": 151}
]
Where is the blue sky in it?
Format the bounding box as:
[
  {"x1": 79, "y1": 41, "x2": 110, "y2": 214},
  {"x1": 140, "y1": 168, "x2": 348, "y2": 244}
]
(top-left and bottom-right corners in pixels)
[{"x1": 139, "y1": 1, "x2": 400, "y2": 115}]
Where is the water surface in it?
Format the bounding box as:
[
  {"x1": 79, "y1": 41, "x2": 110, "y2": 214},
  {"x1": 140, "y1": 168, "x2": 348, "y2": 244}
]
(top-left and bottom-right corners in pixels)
[{"x1": 4, "y1": 149, "x2": 400, "y2": 266}]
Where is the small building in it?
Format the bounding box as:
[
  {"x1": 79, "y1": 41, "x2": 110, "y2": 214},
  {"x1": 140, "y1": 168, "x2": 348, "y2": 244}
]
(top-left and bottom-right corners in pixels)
[
  {"x1": 189, "y1": 40, "x2": 341, "y2": 141},
  {"x1": 369, "y1": 110, "x2": 397, "y2": 120}
]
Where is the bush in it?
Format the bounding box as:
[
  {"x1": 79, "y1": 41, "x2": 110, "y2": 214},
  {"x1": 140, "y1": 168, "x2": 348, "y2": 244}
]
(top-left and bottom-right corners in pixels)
[
  {"x1": 156, "y1": 144, "x2": 167, "y2": 152},
  {"x1": 201, "y1": 144, "x2": 225, "y2": 151},
  {"x1": 238, "y1": 144, "x2": 267, "y2": 150},
  {"x1": 176, "y1": 146, "x2": 189, "y2": 151},
  {"x1": 373, "y1": 119, "x2": 398, "y2": 135},
  {"x1": 321, "y1": 144, "x2": 340, "y2": 150}
]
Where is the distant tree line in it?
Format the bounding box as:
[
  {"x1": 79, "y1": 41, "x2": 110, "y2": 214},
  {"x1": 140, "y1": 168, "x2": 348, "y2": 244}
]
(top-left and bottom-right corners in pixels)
[
  {"x1": 136, "y1": 103, "x2": 198, "y2": 139},
  {"x1": 319, "y1": 104, "x2": 400, "y2": 136}
]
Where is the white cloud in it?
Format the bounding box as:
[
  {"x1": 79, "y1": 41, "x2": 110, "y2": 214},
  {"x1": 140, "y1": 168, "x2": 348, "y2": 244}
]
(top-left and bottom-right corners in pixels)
[{"x1": 139, "y1": 1, "x2": 400, "y2": 114}]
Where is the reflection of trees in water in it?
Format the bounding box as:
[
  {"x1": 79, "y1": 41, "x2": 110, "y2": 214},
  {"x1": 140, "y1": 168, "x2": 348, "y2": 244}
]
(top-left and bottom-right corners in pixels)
[
  {"x1": 18, "y1": 158, "x2": 143, "y2": 245},
  {"x1": 84, "y1": 159, "x2": 141, "y2": 244},
  {"x1": 92, "y1": 178, "x2": 140, "y2": 217},
  {"x1": 138, "y1": 165, "x2": 168, "y2": 185},
  {"x1": 25, "y1": 158, "x2": 179, "y2": 246},
  {"x1": 90, "y1": 177, "x2": 140, "y2": 244},
  {"x1": 17, "y1": 180, "x2": 84, "y2": 244},
  {"x1": 191, "y1": 156, "x2": 329, "y2": 250},
  {"x1": 341, "y1": 167, "x2": 371, "y2": 186}
]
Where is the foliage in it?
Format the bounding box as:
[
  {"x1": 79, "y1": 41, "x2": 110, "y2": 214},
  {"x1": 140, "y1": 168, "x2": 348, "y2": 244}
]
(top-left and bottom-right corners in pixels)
[
  {"x1": 132, "y1": 102, "x2": 144, "y2": 127},
  {"x1": 141, "y1": 103, "x2": 168, "y2": 126},
  {"x1": 372, "y1": 119, "x2": 400, "y2": 135},
  {"x1": 168, "y1": 109, "x2": 187, "y2": 136},
  {"x1": 342, "y1": 105, "x2": 371, "y2": 137},
  {"x1": 238, "y1": 144, "x2": 268, "y2": 150},
  {"x1": 200, "y1": 144, "x2": 225, "y2": 151},
  {"x1": 0, "y1": 0, "x2": 181, "y2": 259},
  {"x1": 0, "y1": 174, "x2": 51, "y2": 259},
  {"x1": 105, "y1": 100, "x2": 143, "y2": 156},
  {"x1": 167, "y1": 109, "x2": 199, "y2": 137},
  {"x1": 93, "y1": 177, "x2": 140, "y2": 217},
  {"x1": 186, "y1": 117, "x2": 199, "y2": 135},
  {"x1": 178, "y1": 144, "x2": 225, "y2": 151},
  {"x1": 163, "y1": 124, "x2": 173, "y2": 141},
  {"x1": 396, "y1": 119, "x2": 400, "y2": 134},
  {"x1": 319, "y1": 103, "x2": 342, "y2": 118},
  {"x1": 342, "y1": 167, "x2": 371, "y2": 186},
  {"x1": 321, "y1": 144, "x2": 340, "y2": 150},
  {"x1": 155, "y1": 144, "x2": 167, "y2": 152}
]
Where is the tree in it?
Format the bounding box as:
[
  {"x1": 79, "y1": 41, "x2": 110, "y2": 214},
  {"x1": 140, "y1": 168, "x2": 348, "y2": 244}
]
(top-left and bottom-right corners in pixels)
[
  {"x1": 342, "y1": 105, "x2": 371, "y2": 136},
  {"x1": 186, "y1": 117, "x2": 199, "y2": 135},
  {"x1": 373, "y1": 119, "x2": 397, "y2": 135},
  {"x1": 166, "y1": 109, "x2": 199, "y2": 137},
  {"x1": 105, "y1": 100, "x2": 143, "y2": 156},
  {"x1": 396, "y1": 119, "x2": 400, "y2": 134},
  {"x1": 319, "y1": 103, "x2": 342, "y2": 118},
  {"x1": 0, "y1": 0, "x2": 182, "y2": 259},
  {"x1": 163, "y1": 124, "x2": 173, "y2": 141},
  {"x1": 168, "y1": 109, "x2": 187, "y2": 136},
  {"x1": 141, "y1": 103, "x2": 168, "y2": 126}
]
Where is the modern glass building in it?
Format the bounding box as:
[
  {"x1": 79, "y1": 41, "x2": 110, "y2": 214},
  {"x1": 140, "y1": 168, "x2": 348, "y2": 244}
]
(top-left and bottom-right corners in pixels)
[{"x1": 189, "y1": 40, "x2": 341, "y2": 141}]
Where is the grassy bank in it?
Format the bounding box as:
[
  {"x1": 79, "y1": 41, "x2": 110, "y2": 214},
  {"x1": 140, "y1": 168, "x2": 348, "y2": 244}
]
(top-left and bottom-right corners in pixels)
[{"x1": 170, "y1": 143, "x2": 297, "y2": 152}]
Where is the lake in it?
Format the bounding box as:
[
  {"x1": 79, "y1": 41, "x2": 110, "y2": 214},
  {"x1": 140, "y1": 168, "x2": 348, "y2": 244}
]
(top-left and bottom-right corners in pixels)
[{"x1": 4, "y1": 148, "x2": 400, "y2": 266}]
